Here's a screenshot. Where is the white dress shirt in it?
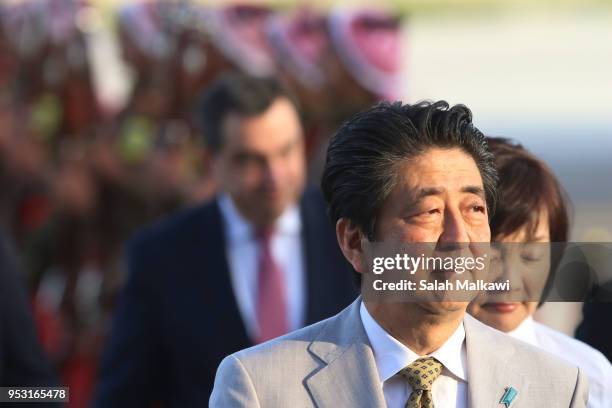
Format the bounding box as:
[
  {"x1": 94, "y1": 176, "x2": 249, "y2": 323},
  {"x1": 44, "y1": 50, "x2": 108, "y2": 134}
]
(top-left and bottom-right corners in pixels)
[
  {"x1": 509, "y1": 316, "x2": 612, "y2": 408},
  {"x1": 218, "y1": 194, "x2": 306, "y2": 341},
  {"x1": 360, "y1": 302, "x2": 468, "y2": 408}
]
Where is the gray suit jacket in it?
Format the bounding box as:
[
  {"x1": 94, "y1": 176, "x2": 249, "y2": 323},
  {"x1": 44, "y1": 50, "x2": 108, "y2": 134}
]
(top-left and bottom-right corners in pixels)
[{"x1": 210, "y1": 299, "x2": 588, "y2": 407}]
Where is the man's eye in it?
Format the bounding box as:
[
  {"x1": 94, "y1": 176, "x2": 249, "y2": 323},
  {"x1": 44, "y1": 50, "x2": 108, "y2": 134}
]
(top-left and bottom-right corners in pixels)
[
  {"x1": 412, "y1": 209, "x2": 440, "y2": 218},
  {"x1": 472, "y1": 205, "x2": 486, "y2": 213},
  {"x1": 234, "y1": 154, "x2": 260, "y2": 167},
  {"x1": 280, "y1": 144, "x2": 294, "y2": 158}
]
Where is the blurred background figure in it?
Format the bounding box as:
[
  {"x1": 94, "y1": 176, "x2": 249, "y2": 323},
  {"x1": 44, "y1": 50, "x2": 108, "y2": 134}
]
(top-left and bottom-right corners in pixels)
[
  {"x1": 467, "y1": 138, "x2": 612, "y2": 407},
  {"x1": 304, "y1": 7, "x2": 403, "y2": 181},
  {"x1": 576, "y1": 281, "x2": 612, "y2": 363},
  {"x1": 94, "y1": 73, "x2": 357, "y2": 407},
  {"x1": 0, "y1": 230, "x2": 58, "y2": 391},
  {"x1": 266, "y1": 6, "x2": 402, "y2": 171}
]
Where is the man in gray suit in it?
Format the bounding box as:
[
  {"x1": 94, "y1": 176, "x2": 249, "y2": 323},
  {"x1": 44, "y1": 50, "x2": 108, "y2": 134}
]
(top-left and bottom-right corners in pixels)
[{"x1": 210, "y1": 101, "x2": 588, "y2": 407}]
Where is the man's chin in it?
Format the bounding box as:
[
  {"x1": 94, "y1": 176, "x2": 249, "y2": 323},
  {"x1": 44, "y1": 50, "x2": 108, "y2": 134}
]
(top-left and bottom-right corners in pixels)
[
  {"x1": 418, "y1": 301, "x2": 469, "y2": 315},
  {"x1": 253, "y1": 203, "x2": 289, "y2": 226}
]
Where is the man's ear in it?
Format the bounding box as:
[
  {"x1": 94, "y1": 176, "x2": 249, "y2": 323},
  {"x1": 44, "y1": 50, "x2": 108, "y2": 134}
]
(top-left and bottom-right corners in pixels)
[{"x1": 336, "y1": 218, "x2": 367, "y2": 274}]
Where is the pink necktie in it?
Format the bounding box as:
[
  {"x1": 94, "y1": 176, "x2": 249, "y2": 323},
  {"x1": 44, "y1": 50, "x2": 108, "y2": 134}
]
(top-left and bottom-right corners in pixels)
[{"x1": 255, "y1": 228, "x2": 288, "y2": 343}]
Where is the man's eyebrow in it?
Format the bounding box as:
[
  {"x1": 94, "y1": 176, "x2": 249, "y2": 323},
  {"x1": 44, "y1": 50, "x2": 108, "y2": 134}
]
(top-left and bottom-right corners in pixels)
[
  {"x1": 280, "y1": 135, "x2": 301, "y2": 152},
  {"x1": 461, "y1": 185, "x2": 486, "y2": 198},
  {"x1": 408, "y1": 185, "x2": 485, "y2": 202},
  {"x1": 412, "y1": 187, "x2": 445, "y2": 201}
]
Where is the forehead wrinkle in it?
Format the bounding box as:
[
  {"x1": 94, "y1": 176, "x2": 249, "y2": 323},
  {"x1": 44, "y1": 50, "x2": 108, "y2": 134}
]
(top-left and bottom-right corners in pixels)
[
  {"x1": 461, "y1": 185, "x2": 486, "y2": 199},
  {"x1": 388, "y1": 148, "x2": 484, "y2": 206}
]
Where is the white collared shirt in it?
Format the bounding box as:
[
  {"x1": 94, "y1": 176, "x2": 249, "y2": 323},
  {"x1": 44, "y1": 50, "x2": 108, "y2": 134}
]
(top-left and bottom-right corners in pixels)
[
  {"x1": 218, "y1": 194, "x2": 306, "y2": 341},
  {"x1": 509, "y1": 316, "x2": 612, "y2": 408},
  {"x1": 360, "y1": 302, "x2": 468, "y2": 408}
]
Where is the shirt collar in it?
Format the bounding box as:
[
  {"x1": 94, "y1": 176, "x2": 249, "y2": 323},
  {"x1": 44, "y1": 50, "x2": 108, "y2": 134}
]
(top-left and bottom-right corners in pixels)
[
  {"x1": 430, "y1": 315, "x2": 467, "y2": 382},
  {"x1": 507, "y1": 315, "x2": 538, "y2": 346},
  {"x1": 360, "y1": 301, "x2": 468, "y2": 384},
  {"x1": 217, "y1": 194, "x2": 301, "y2": 243}
]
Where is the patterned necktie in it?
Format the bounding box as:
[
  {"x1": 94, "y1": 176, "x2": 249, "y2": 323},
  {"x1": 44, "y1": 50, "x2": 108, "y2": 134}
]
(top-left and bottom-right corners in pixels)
[
  {"x1": 398, "y1": 357, "x2": 443, "y2": 408},
  {"x1": 255, "y1": 228, "x2": 288, "y2": 343}
]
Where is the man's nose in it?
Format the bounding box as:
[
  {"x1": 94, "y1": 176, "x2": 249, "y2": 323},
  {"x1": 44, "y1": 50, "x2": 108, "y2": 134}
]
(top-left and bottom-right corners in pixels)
[
  {"x1": 262, "y1": 156, "x2": 285, "y2": 187},
  {"x1": 438, "y1": 207, "x2": 470, "y2": 246}
]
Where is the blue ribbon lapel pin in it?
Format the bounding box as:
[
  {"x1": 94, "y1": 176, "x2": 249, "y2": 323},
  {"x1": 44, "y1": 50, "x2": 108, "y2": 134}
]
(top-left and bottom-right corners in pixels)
[{"x1": 500, "y1": 386, "x2": 518, "y2": 407}]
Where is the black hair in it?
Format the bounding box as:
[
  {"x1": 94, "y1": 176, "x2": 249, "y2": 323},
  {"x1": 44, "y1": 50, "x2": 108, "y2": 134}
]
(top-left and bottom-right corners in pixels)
[
  {"x1": 197, "y1": 72, "x2": 296, "y2": 152},
  {"x1": 321, "y1": 100, "x2": 498, "y2": 240}
]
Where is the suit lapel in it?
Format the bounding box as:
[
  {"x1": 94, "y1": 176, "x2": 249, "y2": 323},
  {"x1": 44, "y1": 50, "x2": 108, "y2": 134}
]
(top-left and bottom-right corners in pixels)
[
  {"x1": 305, "y1": 299, "x2": 386, "y2": 408},
  {"x1": 200, "y1": 200, "x2": 251, "y2": 346},
  {"x1": 464, "y1": 314, "x2": 529, "y2": 408}
]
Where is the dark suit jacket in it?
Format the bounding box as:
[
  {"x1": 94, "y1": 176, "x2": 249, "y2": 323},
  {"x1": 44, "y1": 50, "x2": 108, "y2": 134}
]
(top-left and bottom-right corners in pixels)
[
  {"x1": 575, "y1": 279, "x2": 612, "y2": 363},
  {"x1": 95, "y1": 188, "x2": 357, "y2": 407},
  {"x1": 0, "y1": 232, "x2": 59, "y2": 406}
]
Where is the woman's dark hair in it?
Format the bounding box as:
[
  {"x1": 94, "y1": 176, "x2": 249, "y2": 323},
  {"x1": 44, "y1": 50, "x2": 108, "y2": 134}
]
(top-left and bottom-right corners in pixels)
[
  {"x1": 487, "y1": 137, "x2": 571, "y2": 305},
  {"x1": 487, "y1": 137, "x2": 569, "y2": 243},
  {"x1": 321, "y1": 100, "x2": 498, "y2": 240}
]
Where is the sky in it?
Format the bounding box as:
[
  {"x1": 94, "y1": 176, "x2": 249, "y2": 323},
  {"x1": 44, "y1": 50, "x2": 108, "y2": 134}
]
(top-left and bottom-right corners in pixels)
[{"x1": 404, "y1": 9, "x2": 612, "y2": 242}]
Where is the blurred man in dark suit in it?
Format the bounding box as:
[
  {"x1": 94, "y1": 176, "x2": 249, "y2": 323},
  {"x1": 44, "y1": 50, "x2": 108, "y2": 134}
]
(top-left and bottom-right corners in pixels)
[
  {"x1": 95, "y1": 73, "x2": 356, "y2": 407},
  {"x1": 0, "y1": 231, "x2": 58, "y2": 390}
]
